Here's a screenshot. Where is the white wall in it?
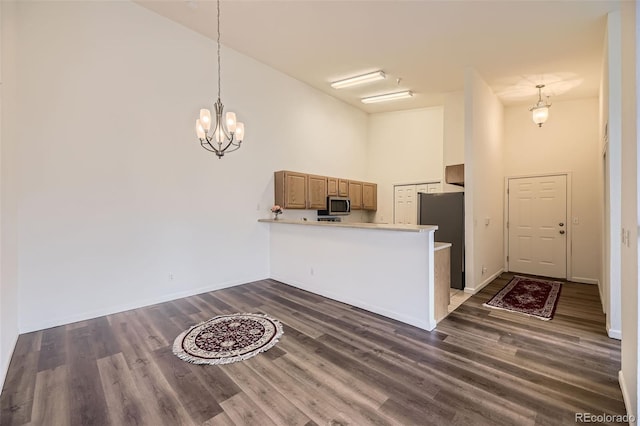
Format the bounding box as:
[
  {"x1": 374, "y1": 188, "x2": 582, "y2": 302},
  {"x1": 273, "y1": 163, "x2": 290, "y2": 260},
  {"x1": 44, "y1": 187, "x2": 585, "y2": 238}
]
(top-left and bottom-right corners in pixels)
[
  {"x1": 366, "y1": 107, "x2": 444, "y2": 224},
  {"x1": 0, "y1": 0, "x2": 20, "y2": 388},
  {"x1": 269, "y1": 222, "x2": 437, "y2": 330},
  {"x1": 604, "y1": 10, "x2": 624, "y2": 342},
  {"x1": 443, "y1": 91, "x2": 465, "y2": 193},
  {"x1": 14, "y1": 1, "x2": 368, "y2": 332},
  {"x1": 464, "y1": 69, "x2": 505, "y2": 293},
  {"x1": 504, "y1": 98, "x2": 601, "y2": 284},
  {"x1": 618, "y1": 1, "x2": 639, "y2": 421}
]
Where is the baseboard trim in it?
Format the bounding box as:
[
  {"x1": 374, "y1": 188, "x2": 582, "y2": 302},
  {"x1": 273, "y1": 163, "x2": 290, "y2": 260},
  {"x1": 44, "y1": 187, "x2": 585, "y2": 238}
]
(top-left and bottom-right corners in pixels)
[
  {"x1": 270, "y1": 274, "x2": 436, "y2": 331},
  {"x1": 19, "y1": 275, "x2": 268, "y2": 333},
  {"x1": 608, "y1": 328, "x2": 622, "y2": 340},
  {"x1": 571, "y1": 276, "x2": 599, "y2": 285},
  {"x1": 464, "y1": 268, "x2": 504, "y2": 295},
  {"x1": 618, "y1": 370, "x2": 636, "y2": 425},
  {"x1": 0, "y1": 332, "x2": 19, "y2": 390},
  {"x1": 599, "y1": 280, "x2": 606, "y2": 313}
]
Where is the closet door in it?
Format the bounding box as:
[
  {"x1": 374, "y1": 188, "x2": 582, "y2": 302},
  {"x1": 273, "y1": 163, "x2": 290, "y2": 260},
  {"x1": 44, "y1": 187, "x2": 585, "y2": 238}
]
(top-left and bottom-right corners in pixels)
[{"x1": 394, "y1": 185, "x2": 417, "y2": 224}]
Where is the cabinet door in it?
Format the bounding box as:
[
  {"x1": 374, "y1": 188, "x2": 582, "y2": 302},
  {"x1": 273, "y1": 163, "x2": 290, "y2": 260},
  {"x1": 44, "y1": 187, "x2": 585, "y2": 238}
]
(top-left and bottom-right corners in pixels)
[
  {"x1": 308, "y1": 175, "x2": 328, "y2": 209},
  {"x1": 275, "y1": 171, "x2": 307, "y2": 209},
  {"x1": 349, "y1": 181, "x2": 363, "y2": 210},
  {"x1": 327, "y1": 177, "x2": 338, "y2": 197},
  {"x1": 362, "y1": 182, "x2": 377, "y2": 211},
  {"x1": 427, "y1": 183, "x2": 441, "y2": 193},
  {"x1": 338, "y1": 179, "x2": 349, "y2": 197}
]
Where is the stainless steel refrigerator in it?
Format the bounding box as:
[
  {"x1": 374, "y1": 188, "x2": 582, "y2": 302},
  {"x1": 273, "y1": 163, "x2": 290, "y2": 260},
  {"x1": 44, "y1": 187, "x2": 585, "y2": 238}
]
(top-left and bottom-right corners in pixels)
[{"x1": 418, "y1": 192, "x2": 465, "y2": 290}]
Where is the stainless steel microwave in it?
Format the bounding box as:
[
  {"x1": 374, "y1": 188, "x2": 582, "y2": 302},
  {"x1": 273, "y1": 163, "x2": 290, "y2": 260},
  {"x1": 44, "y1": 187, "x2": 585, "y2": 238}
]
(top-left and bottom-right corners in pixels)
[{"x1": 318, "y1": 196, "x2": 351, "y2": 215}]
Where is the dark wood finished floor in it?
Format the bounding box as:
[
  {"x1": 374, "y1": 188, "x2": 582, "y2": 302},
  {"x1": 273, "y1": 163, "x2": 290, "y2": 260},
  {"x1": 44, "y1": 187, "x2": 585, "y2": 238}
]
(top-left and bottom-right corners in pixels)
[{"x1": 1, "y1": 273, "x2": 626, "y2": 425}]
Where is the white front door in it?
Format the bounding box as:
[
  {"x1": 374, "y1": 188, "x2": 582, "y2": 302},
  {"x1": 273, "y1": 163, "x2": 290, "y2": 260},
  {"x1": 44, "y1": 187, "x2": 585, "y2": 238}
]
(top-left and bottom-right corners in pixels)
[{"x1": 508, "y1": 175, "x2": 567, "y2": 278}]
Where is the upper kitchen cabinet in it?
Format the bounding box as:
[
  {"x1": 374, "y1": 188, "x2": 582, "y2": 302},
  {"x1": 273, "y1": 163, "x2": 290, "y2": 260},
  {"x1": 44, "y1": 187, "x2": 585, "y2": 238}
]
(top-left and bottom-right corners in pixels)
[
  {"x1": 445, "y1": 164, "x2": 464, "y2": 186},
  {"x1": 348, "y1": 181, "x2": 363, "y2": 210},
  {"x1": 362, "y1": 182, "x2": 377, "y2": 211},
  {"x1": 274, "y1": 171, "x2": 307, "y2": 209},
  {"x1": 308, "y1": 175, "x2": 328, "y2": 209},
  {"x1": 338, "y1": 179, "x2": 349, "y2": 197},
  {"x1": 327, "y1": 177, "x2": 338, "y2": 197}
]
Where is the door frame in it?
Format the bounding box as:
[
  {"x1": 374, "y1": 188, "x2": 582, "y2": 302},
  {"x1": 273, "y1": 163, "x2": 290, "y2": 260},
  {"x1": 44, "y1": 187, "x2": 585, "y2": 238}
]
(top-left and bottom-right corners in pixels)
[{"x1": 503, "y1": 172, "x2": 572, "y2": 280}]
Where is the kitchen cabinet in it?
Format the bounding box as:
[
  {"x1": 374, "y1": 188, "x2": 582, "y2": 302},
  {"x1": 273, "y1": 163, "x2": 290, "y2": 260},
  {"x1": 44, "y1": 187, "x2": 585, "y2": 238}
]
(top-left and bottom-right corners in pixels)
[
  {"x1": 348, "y1": 181, "x2": 363, "y2": 210},
  {"x1": 338, "y1": 179, "x2": 349, "y2": 197},
  {"x1": 362, "y1": 182, "x2": 377, "y2": 211},
  {"x1": 327, "y1": 177, "x2": 338, "y2": 197},
  {"x1": 445, "y1": 164, "x2": 464, "y2": 186},
  {"x1": 307, "y1": 175, "x2": 328, "y2": 209},
  {"x1": 416, "y1": 182, "x2": 442, "y2": 194},
  {"x1": 274, "y1": 171, "x2": 307, "y2": 209},
  {"x1": 274, "y1": 170, "x2": 377, "y2": 211}
]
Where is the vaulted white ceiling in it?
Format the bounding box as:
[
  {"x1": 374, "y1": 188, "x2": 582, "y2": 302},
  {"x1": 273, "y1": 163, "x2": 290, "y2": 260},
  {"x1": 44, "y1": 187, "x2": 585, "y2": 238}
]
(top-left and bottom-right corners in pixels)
[{"x1": 136, "y1": 0, "x2": 618, "y2": 113}]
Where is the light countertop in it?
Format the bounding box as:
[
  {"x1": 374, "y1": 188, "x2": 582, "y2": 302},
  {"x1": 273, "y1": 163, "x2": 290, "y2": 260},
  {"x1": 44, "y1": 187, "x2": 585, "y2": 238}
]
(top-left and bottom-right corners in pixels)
[
  {"x1": 258, "y1": 219, "x2": 438, "y2": 233},
  {"x1": 434, "y1": 242, "x2": 452, "y2": 251}
]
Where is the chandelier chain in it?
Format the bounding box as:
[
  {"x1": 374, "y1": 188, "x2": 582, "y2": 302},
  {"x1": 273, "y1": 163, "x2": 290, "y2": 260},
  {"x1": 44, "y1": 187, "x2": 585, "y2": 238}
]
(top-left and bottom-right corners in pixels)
[{"x1": 217, "y1": 0, "x2": 221, "y2": 101}]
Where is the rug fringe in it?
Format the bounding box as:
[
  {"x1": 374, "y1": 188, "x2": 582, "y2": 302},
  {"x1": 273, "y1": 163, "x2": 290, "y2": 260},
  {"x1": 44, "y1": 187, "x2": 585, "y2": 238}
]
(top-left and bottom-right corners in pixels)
[{"x1": 482, "y1": 303, "x2": 552, "y2": 321}]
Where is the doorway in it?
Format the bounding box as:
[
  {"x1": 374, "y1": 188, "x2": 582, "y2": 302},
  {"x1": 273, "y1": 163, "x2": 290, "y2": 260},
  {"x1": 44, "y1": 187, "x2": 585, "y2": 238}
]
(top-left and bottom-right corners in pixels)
[{"x1": 507, "y1": 174, "x2": 568, "y2": 279}]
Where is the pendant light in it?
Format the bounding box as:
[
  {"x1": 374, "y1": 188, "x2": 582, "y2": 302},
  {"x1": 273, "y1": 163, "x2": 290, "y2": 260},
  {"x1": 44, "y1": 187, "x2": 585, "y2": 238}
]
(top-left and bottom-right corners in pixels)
[
  {"x1": 529, "y1": 84, "x2": 551, "y2": 127},
  {"x1": 195, "y1": 0, "x2": 246, "y2": 159}
]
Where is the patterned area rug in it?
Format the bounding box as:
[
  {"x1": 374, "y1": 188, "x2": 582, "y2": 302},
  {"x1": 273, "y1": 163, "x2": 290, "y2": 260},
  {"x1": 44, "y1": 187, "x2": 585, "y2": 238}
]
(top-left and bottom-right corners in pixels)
[
  {"x1": 173, "y1": 313, "x2": 283, "y2": 365},
  {"x1": 483, "y1": 275, "x2": 562, "y2": 321}
]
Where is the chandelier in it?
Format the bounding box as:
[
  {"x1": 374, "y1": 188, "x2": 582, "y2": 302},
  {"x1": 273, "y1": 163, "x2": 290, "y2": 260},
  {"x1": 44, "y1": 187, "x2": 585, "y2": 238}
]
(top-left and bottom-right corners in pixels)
[
  {"x1": 529, "y1": 84, "x2": 551, "y2": 127},
  {"x1": 195, "y1": 0, "x2": 245, "y2": 158}
]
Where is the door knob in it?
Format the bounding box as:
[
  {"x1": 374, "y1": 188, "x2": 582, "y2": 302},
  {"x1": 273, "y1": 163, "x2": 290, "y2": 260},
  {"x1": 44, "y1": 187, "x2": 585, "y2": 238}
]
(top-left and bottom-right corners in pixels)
[
  {"x1": 559, "y1": 222, "x2": 564, "y2": 227},
  {"x1": 559, "y1": 230, "x2": 565, "y2": 235}
]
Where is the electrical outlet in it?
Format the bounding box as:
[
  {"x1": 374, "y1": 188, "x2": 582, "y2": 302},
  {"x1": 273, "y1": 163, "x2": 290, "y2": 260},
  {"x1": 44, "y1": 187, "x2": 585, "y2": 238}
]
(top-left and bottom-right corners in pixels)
[
  {"x1": 482, "y1": 266, "x2": 487, "y2": 275},
  {"x1": 169, "y1": 273, "x2": 174, "y2": 281},
  {"x1": 310, "y1": 267, "x2": 314, "y2": 276}
]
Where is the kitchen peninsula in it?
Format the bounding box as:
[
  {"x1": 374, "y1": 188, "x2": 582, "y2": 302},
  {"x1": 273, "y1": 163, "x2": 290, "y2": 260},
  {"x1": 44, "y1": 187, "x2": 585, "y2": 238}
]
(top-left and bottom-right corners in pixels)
[{"x1": 259, "y1": 219, "x2": 440, "y2": 330}]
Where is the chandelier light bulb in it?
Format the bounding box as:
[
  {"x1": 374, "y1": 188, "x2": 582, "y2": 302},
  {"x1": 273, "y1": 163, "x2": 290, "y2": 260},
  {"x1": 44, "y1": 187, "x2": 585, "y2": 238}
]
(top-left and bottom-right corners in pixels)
[
  {"x1": 235, "y1": 122, "x2": 245, "y2": 141},
  {"x1": 196, "y1": 120, "x2": 206, "y2": 139},
  {"x1": 199, "y1": 109, "x2": 212, "y2": 131},
  {"x1": 226, "y1": 112, "x2": 237, "y2": 133}
]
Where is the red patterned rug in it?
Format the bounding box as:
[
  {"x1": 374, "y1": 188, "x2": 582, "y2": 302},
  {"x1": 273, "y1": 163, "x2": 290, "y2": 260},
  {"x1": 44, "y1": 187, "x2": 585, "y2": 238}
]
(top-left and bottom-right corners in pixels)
[
  {"x1": 173, "y1": 313, "x2": 283, "y2": 365},
  {"x1": 483, "y1": 275, "x2": 562, "y2": 320}
]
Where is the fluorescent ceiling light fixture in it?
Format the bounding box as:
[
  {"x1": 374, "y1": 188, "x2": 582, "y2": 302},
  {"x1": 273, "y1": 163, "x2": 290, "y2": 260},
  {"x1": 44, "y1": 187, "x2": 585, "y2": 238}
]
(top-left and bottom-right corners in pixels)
[
  {"x1": 361, "y1": 90, "x2": 414, "y2": 104},
  {"x1": 331, "y1": 71, "x2": 386, "y2": 89}
]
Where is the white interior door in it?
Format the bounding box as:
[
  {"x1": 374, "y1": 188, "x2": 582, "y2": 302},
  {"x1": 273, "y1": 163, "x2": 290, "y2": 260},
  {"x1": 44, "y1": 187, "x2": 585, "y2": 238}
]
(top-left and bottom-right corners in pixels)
[{"x1": 508, "y1": 175, "x2": 567, "y2": 278}]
